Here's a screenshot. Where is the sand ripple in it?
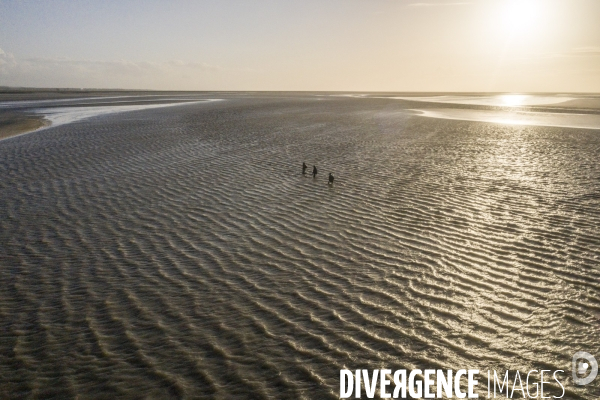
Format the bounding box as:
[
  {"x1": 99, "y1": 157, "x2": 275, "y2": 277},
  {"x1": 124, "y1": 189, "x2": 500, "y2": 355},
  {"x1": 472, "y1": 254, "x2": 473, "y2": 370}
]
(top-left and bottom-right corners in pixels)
[{"x1": 0, "y1": 95, "x2": 599, "y2": 399}]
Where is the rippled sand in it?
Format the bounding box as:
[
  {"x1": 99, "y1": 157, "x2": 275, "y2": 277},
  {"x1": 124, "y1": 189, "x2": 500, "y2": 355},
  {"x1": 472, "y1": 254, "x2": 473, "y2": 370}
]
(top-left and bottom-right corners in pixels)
[{"x1": 0, "y1": 94, "x2": 599, "y2": 399}]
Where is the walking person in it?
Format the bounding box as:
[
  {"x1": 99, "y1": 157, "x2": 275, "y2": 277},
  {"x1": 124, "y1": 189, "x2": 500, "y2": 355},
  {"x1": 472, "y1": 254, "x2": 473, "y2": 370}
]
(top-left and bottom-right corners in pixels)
[
  {"x1": 312, "y1": 165, "x2": 317, "y2": 178},
  {"x1": 302, "y1": 162, "x2": 308, "y2": 175},
  {"x1": 328, "y1": 173, "x2": 334, "y2": 185}
]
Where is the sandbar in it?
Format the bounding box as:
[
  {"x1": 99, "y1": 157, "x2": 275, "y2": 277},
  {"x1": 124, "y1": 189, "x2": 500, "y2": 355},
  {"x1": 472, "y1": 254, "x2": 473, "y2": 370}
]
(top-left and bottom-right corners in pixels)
[{"x1": 0, "y1": 112, "x2": 50, "y2": 140}]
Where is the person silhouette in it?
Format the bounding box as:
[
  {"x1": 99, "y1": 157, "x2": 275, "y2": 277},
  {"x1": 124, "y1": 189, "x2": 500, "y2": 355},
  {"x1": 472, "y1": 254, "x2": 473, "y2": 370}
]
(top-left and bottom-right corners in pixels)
[
  {"x1": 312, "y1": 165, "x2": 317, "y2": 178},
  {"x1": 302, "y1": 162, "x2": 308, "y2": 175},
  {"x1": 328, "y1": 173, "x2": 334, "y2": 184}
]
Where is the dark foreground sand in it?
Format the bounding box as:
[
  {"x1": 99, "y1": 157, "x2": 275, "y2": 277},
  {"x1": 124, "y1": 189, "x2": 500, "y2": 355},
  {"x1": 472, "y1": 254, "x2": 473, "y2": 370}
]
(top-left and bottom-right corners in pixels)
[{"x1": 0, "y1": 93, "x2": 598, "y2": 399}]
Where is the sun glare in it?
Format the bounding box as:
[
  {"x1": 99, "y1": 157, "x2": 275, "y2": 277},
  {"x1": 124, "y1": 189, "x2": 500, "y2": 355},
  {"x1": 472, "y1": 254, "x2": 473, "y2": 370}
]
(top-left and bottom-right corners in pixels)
[
  {"x1": 499, "y1": 94, "x2": 528, "y2": 107},
  {"x1": 498, "y1": 0, "x2": 541, "y2": 37}
]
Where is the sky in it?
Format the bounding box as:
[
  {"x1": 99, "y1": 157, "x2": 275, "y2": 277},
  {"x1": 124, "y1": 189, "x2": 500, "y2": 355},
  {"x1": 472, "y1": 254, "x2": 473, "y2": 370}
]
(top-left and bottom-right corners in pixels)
[{"x1": 1, "y1": 0, "x2": 599, "y2": 92}]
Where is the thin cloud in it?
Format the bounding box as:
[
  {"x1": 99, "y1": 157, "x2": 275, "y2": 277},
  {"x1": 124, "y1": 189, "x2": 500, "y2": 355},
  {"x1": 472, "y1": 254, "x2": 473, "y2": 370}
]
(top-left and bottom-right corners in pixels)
[
  {"x1": 167, "y1": 60, "x2": 221, "y2": 71},
  {"x1": 571, "y1": 46, "x2": 600, "y2": 56},
  {"x1": 407, "y1": 2, "x2": 471, "y2": 7},
  {"x1": 19, "y1": 57, "x2": 222, "y2": 72},
  {"x1": 0, "y1": 55, "x2": 223, "y2": 77},
  {"x1": 0, "y1": 53, "x2": 231, "y2": 89},
  {"x1": 538, "y1": 47, "x2": 600, "y2": 59},
  {"x1": 0, "y1": 48, "x2": 16, "y2": 68}
]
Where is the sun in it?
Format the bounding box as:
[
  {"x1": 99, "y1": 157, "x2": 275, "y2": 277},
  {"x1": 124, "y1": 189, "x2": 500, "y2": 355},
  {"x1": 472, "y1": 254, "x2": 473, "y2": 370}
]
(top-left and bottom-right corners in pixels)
[{"x1": 498, "y1": 0, "x2": 541, "y2": 37}]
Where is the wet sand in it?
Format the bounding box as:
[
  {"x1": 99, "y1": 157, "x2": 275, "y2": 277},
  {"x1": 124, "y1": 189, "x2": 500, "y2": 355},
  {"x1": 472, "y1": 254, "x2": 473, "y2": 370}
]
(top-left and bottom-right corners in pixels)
[
  {"x1": 0, "y1": 89, "x2": 141, "y2": 140},
  {"x1": 0, "y1": 112, "x2": 50, "y2": 140},
  {"x1": 552, "y1": 97, "x2": 600, "y2": 110},
  {"x1": 0, "y1": 89, "x2": 215, "y2": 139},
  {"x1": 0, "y1": 93, "x2": 599, "y2": 399}
]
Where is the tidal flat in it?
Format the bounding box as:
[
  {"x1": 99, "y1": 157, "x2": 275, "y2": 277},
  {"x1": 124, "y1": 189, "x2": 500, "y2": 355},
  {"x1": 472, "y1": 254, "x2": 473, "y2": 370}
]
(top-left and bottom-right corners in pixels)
[{"x1": 0, "y1": 91, "x2": 599, "y2": 399}]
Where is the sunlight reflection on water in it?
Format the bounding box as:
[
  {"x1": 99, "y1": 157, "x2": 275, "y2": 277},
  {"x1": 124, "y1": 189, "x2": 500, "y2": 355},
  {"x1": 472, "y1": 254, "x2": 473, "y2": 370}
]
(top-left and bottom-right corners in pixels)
[
  {"x1": 413, "y1": 108, "x2": 600, "y2": 130},
  {"x1": 391, "y1": 94, "x2": 575, "y2": 107}
]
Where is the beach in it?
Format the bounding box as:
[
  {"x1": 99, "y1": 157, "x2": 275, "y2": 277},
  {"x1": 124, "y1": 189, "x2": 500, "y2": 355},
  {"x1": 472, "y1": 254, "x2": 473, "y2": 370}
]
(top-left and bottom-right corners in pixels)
[{"x1": 0, "y1": 92, "x2": 599, "y2": 399}]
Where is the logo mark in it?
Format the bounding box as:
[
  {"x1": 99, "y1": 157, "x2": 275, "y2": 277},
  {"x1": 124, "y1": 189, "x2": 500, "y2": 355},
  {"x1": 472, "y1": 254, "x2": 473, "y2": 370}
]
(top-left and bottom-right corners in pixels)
[{"x1": 572, "y1": 352, "x2": 598, "y2": 386}]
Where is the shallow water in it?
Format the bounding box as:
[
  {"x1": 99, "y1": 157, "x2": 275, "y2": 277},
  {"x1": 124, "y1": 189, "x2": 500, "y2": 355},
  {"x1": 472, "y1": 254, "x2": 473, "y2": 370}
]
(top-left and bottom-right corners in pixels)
[
  {"x1": 0, "y1": 94, "x2": 599, "y2": 399},
  {"x1": 413, "y1": 108, "x2": 600, "y2": 130},
  {"x1": 33, "y1": 99, "x2": 220, "y2": 129},
  {"x1": 389, "y1": 94, "x2": 575, "y2": 107}
]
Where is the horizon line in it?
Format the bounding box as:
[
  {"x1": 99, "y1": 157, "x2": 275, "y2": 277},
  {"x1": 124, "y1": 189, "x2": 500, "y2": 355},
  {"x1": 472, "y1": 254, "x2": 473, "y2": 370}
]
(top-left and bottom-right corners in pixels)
[{"x1": 1, "y1": 87, "x2": 600, "y2": 95}]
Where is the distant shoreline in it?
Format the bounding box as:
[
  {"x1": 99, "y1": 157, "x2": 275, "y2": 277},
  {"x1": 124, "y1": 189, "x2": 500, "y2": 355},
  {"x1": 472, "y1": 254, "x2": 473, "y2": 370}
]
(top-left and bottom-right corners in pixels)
[
  {"x1": 0, "y1": 94, "x2": 220, "y2": 141},
  {"x1": 0, "y1": 90, "x2": 218, "y2": 140},
  {"x1": 0, "y1": 112, "x2": 50, "y2": 140},
  {"x1": 1, "y1": 90, "x2": 599, "y2": 141}
]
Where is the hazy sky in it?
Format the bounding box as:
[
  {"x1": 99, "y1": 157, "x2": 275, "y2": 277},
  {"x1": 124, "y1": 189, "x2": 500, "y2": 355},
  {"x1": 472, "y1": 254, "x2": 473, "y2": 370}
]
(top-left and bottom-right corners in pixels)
[{"x1": 1, "y1": 0, "x2": 599, "y2": 91}]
